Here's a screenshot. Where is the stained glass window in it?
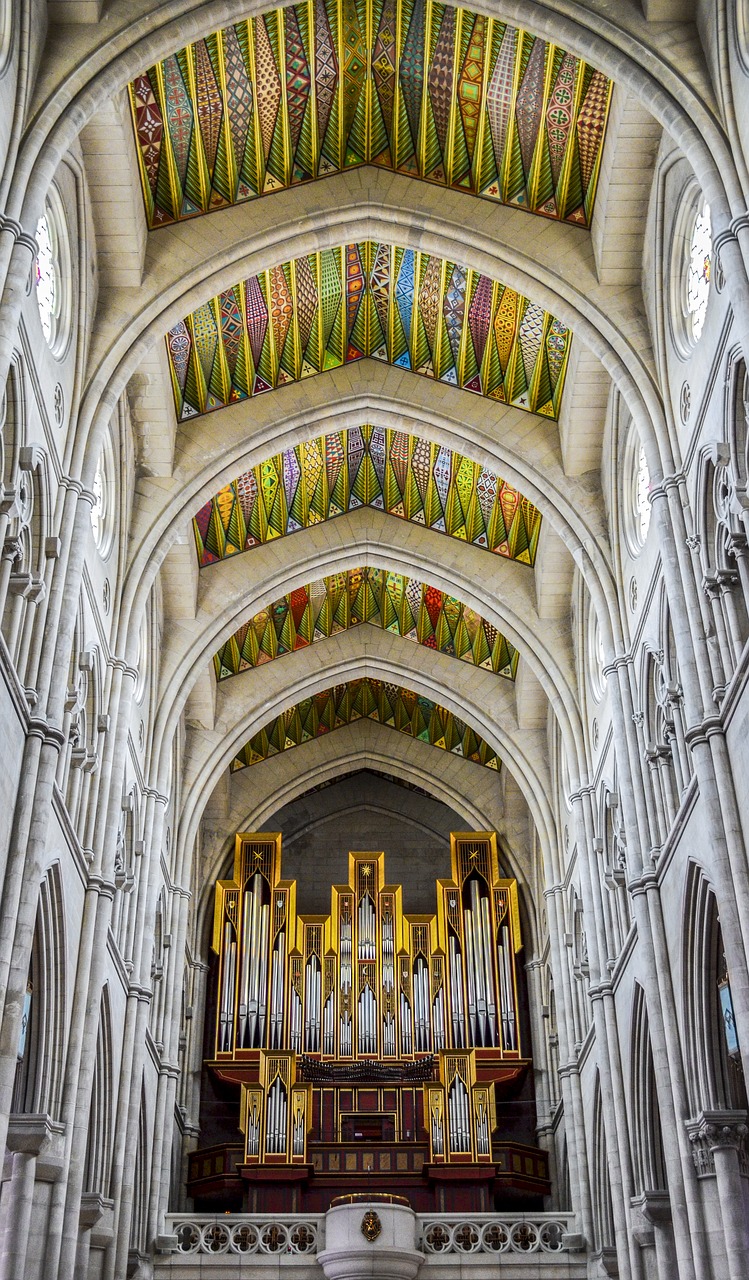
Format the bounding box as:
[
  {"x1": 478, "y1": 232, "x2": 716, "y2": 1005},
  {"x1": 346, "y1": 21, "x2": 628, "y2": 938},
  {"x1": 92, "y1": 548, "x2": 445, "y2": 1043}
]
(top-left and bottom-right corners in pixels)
[
  {"x1": 686, "y1": 203, "x2": 711, "y2": 342},
  {"x1": 635, "y1": 444, "x2": 651, "y2": 543},
  {"x1": 589, "y1": 603, "x2": 606, "y2": 701},
  {"x1": 90, "y1": 440, "x2": 115, "y2": 557},
  {"x1": 35, "y1": 213, "x2": 56, "y2": 345}
]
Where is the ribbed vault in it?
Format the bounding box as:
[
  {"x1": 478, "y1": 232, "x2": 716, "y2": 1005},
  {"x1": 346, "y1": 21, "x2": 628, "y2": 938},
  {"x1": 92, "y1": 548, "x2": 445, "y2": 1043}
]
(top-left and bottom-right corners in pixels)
[{"x1": 57, "y1": 0, "x2": 667, "y2": 879}]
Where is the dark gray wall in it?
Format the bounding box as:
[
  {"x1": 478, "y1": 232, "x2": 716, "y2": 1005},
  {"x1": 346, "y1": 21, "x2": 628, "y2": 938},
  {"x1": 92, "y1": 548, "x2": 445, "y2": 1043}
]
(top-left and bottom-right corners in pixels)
[{"x1": 266, "y1": 769, "x2": 466, "y2": 914}]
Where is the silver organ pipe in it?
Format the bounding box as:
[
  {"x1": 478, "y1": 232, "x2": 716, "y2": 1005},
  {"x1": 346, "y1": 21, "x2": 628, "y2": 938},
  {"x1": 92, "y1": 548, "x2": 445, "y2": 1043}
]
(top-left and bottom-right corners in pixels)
[
  {"x1": 239, "y1": 872, "x2": 269, "y2": 1048},
  {"x1": 431, "y1": 1100, "x2": 444, "y2": 1156},
  {"x1": 381, "y1": 913, "x2": 394, "y2": 989},
  {"x1": 219, "y1": 921, "x2": 236, "y2": 1051},
  {"x1": 358, "y1": 894, "x2": 375, "y2": 960},
  {"x1": 475, "y1": 1094, "x2": 490, "y2": 1156},
  {"x1": 258, "y1": 904, "x2": 269, "y2": 1045},
  {"x1": 292, "y1": 1097, "x2": 305, "y2": 1156},
  {"x1": 413, "y1": 957, "x2": 430, "y2": 1051},
  {"x1": 432, "y1": 985, "x2": 445, "y2": 1050},
  {"x1": 498, "y1": 924, "x2": 516, "y2": 1050},
  {"x1": 449, "y1": 1078, "x2": 471, "y2": 1152},
  {"x1": 290, "y1": 984, "x2": 302, "y2": 1052},
  {"x1": 448, "y1": 935, "x2": 466, "y2": 1048},
  {"x1": 358, "y1": 984, "x2": 377, "y2": 1054},
  {"x1": 269, "y1": 932, "x2": 285, "y2": 1049},
  {"x1": 464, "y1": 879, "x2": 498, "y2": 1048},
  {"x1": 463, "y1": 906, "x2": 477, "y2": 1045},
  {"x1": 323, "y1": 992, "x2": 335, "y2": 1054},
  {"x1": 265, "y1": 1077, "x2": 288, "y2": 1154},
  {"x1": 304, "y1": 954, "x2": 321, "y2": 1051},
  {"x1": 400, "y1": 990, "x2": 412, "y2": 1055},
  {"x1": 246, "y1": 1095, "x2": 261, "y2": 1157},
  {"x1": 481, "y1": 895, "x2": 498, "y2": 1045}
]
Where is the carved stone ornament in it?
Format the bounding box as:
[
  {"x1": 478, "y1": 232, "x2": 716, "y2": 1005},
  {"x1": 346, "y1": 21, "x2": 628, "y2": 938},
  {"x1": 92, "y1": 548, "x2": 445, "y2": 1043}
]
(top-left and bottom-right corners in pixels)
[{"x1": 360, "y1": 1210, "x2": 382, "y2": 1242}]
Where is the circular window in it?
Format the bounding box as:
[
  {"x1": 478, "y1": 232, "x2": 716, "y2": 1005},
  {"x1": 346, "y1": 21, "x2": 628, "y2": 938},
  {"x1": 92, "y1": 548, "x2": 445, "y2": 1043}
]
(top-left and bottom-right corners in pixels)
[
  {"x1": 588, "y1": 602, "x2": 607, "y2": 702},
  {"x1": 623, "y1": 433, "x2": 652, "y2": 555},
  {"x1": 90, "y1": 435, "x2": 115, "y2": 558},
  {"x1": 670, "y1": 184, "x2": 712, "y2": 357},
  {"x1": 34, "y1": 190, "x2": 71, "y2": 357}
]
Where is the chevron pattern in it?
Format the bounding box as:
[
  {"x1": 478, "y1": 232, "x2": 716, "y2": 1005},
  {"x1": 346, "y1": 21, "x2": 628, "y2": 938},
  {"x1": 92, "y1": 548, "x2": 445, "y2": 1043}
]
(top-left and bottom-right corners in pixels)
[
  {"x1": 194, "y1": 426, "x2": 542, "y2": 568},
  {"x1": 230, "y1": 677, "x2": 501, "y2": 771},
  {"x1": 214, "y1": 567, "x2": 519, "y2": 681},
  {"x1": 129, "y1": 0, "x2": 611, "y2": 228}
]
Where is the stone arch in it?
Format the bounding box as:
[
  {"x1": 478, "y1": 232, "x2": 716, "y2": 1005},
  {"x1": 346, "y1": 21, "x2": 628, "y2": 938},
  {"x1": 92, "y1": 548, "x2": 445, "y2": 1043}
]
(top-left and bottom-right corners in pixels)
[
  {"x1": 83, "y1": 985, "x2": 113, "y2": 1197},
  {"x1": 12, "y1": 862, "x2": 66, "y2": 1118},
  {"x1": 683, "y1": 862, "x2": 748, "y2": 1114},
  {"x1": 592, "y1": 1072, "x2": 616, "y2": 1254},
  {"x1": 630, "y1": 983, "x2": 667, "y2": 1197}
]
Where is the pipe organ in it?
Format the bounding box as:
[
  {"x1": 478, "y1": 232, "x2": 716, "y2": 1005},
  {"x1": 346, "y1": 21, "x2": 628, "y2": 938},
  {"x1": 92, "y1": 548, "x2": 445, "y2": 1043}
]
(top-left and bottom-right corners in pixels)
[{"x1": 200, "y1": 832, "x2": 550, "y2": 1213}]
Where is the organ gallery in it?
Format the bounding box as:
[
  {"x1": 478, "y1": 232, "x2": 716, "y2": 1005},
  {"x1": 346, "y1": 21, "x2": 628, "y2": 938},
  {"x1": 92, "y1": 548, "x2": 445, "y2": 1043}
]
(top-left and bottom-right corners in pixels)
[{"x1": 190, "y1": 830, "x2": 550, "y2": 1211}]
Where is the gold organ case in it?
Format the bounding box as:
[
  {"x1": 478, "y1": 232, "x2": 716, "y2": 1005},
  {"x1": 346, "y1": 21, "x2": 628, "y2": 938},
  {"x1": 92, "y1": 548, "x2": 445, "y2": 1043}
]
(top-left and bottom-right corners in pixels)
[{"x1": 192, "y1": 831, "x2": 550, "y2": 1213}]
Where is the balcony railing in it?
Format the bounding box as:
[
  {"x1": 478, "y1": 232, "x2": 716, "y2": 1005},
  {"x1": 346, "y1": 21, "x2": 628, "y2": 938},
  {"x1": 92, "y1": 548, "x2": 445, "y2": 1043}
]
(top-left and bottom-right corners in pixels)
[{"x1": 161, "y1": 1212, "x2": 577, "y2": 1259}]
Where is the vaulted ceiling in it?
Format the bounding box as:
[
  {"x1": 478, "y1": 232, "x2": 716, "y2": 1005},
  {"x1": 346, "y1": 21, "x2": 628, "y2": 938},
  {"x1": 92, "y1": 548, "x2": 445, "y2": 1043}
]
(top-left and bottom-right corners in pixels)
[{"x1": 101, "y1": 0, "x2": 642, "y2": 850}]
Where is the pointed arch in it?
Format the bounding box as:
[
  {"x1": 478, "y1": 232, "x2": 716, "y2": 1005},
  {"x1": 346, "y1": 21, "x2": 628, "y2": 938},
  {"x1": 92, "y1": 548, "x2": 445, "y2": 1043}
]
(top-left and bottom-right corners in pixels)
[
  {"x1": 630, "y1": 984, "x2": 667, "y2": 1197},
  {"x1": 12, "y1": 863, "x2": 66, "y2": 1118},
  {"x1": 683, "y1": 863, "x2": 748, "y2": 1113},
  {"x1": 592, "y1": 1073, "x2": 615, "y2": 1252},
  {"x1": 83, "y1": 985, "x2": 114, "y2": 1197}
]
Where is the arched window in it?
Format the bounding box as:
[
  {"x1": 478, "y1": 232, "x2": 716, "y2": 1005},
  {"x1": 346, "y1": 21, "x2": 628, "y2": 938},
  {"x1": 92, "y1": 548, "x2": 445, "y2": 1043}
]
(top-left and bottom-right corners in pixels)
[
  {"x1": 12, "y1": 867, "x2": 66, "y2": 1117},
  {"x1": 83, "y1": 989, "x2": 113, "y2": 1197},
  {"x1": 592, "y1": 1077, "x2": 616, "y2": 1257},
  {"x1": 596, "y1": 789, "x2": 631, "y2": 966},
  {"x1": 684, "y1": 868, "x2": 747, "y2": 1117},
  {"x1": 34, "y1": 189, "x2": 71, "y2": 358},
  {"x1": 670, "y1": 184, "x2": 712, "y2": 357},
  {"x1": 631, "y1": 986, "x2": 667, "y2": 1197},
  {"x1": 622, "y1": 430, "x2": 652, "y2": 558}
]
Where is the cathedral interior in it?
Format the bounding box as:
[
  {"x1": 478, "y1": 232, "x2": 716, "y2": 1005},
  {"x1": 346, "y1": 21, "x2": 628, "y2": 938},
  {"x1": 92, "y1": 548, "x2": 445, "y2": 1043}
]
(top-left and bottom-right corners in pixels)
[{"x1": 1, "y1": 1, "x2": 749, "y2": 1277}]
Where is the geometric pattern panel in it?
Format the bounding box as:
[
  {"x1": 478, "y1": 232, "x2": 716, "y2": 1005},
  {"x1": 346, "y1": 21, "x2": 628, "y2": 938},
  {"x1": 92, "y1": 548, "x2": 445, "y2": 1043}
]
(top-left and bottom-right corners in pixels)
[
  {"x1": 168, "y1": 242, "x2": 571, "y2": 420},
  {"x1": 129, "y1": 0, "x2": 612, "y2": 229},
  {"x1": 214, "y1": 566, "x2": 519, "y2": 681},
  {"x1": 194, "y1": 425, "x2": 542, "y2": 567},
  {"x1": 229, "y1": 676, "x2": 501, "y2": 772}
]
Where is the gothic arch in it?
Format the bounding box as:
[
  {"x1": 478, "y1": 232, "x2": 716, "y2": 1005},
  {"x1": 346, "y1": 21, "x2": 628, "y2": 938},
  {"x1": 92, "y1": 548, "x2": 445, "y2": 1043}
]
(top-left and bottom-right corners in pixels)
[
  {"x1": 630, "y1": 983, "x2": 667, "y2": 1197},
  {"x1": 12, "y1": 862, "x2": 66, "y2": 1118},
  {"x1": 83, "y1": 986, "x2": 113, "y2": 1198},
  {"x1": 683, "y1": 862, "x2": 748, "y2": 1113}
]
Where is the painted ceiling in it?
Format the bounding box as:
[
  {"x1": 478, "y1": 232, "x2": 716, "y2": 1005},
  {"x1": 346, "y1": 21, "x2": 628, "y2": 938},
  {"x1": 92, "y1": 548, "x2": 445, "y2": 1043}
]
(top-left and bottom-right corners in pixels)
[
  {"x1": 194, "y1": 425, "x2": 542, "y2": 567},
  {"x1": 230, "y1": 676, "x2": 501, "y2": 771},
  {"x1": 168, "y1": 242, "x2": 571, "y2": 421},
  {"x1": 129, "y1": 0, "x2": 611, "y2": 229},
  {"x1": 214, "y1": 566, "x2": 519, "y2": 681}
]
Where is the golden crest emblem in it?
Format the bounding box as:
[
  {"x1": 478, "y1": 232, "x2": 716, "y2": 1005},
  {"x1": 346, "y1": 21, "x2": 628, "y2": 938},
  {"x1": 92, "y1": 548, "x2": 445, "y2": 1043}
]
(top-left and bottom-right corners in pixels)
[{"x1": 361, "y1": 1210, "x2": 382, "y2": 1242}]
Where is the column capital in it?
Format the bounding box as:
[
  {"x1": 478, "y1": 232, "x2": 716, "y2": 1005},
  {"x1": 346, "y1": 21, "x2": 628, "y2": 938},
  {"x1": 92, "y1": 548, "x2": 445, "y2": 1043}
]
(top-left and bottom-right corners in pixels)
[{"x1": 686, "y1": 1109, "x2": 749, "y2": 1175}]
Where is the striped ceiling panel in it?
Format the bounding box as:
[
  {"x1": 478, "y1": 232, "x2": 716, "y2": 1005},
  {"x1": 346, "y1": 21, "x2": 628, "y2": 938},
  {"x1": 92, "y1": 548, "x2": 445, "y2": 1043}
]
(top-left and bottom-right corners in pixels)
[
  {"x1": 230, "y1": 676, "x2": 501, "y2": 771},
  {"x1": 129, "y1": 0, "x2": 611, "y2": 228},
  {"x1": 194, "y1": 426, "x2": 542, "y2": 568},
  {"x1": 168, "y1": 242, "x2": 571, "y2": 421},
  {"x1": 214, "y1": 566, "x2": 519, "y2": 681}
]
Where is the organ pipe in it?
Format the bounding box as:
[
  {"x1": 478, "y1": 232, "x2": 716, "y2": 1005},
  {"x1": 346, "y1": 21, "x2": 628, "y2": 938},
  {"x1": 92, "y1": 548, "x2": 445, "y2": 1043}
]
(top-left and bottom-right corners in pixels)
[
  {"x1": 216, "y1": 835, "x2": 526, "y2": 1174},
  {"x1": 214, "y1": 833, "x2": 521, "y2": 1064}
]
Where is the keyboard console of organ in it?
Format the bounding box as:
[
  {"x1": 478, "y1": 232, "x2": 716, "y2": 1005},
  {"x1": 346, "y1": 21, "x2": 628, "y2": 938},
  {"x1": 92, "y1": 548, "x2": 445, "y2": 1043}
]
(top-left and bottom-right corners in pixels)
[{"x1": 198, "y1": 831, "x2": 550, "y2": 1212}]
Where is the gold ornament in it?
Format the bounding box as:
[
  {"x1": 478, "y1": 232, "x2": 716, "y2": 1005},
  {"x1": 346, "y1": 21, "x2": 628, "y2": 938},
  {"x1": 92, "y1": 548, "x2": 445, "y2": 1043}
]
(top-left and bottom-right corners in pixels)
[{"x1": 361, "y1": 1210, "x2": 382, "y2": 1242}]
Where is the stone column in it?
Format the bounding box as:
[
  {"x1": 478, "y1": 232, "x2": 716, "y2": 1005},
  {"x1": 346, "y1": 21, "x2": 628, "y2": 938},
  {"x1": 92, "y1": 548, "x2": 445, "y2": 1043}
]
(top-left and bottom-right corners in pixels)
[
  {"x1": 687, "y1": 1110, "x2": 749, "y2": 1280},
  {"x1": 318, "y1": 1201, "x2": 423, "y2": 1280},
  {"x1": 631, "y1": 1192, "x2": 678, "y2": 1280},
  {"x1": 0, "y1": 1115, "x2": 64, "y2": 1280}
]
